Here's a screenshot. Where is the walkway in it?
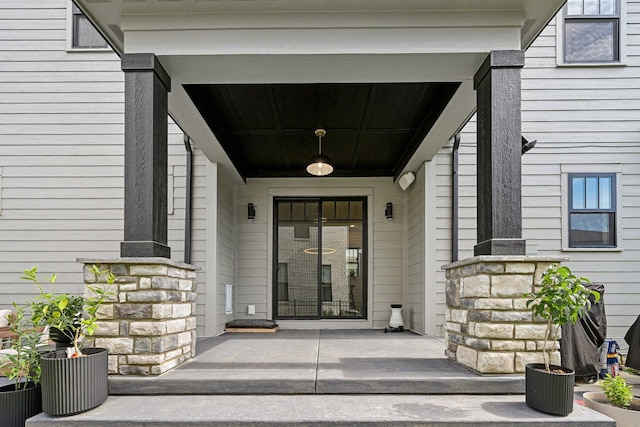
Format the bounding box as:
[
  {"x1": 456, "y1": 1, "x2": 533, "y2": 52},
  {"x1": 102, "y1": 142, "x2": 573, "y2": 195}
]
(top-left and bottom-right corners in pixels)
[{"x1": 25, "y1": 329, "x2": 618, "y2": 426}]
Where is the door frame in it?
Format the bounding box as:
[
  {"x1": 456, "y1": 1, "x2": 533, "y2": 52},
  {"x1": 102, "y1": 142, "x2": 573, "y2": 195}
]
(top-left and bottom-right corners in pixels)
[{"x1": 272, "y1": 196, "x2": 368, "y2": 320}]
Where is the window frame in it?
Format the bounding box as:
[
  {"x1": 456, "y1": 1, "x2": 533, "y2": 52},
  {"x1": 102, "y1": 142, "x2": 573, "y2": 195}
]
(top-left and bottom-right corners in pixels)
[
  {"x1": 272, "y1": 196, "x2": 368, "y2": 320},
  {"x1": 556, "y1": 0, "x2": 626, "y2": 66},
  {"x1": 568, "y1": 173, "x2": 617, "y2": 248},
  {"x1": 66, "y1": 1, "x2": 109, "y2": 51},
  {"x1": 561, "y1": 166, "x2": 623, "y2": 252}
]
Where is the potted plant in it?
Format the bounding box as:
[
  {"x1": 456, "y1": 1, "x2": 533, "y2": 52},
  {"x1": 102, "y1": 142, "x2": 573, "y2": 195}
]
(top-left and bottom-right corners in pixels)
[
  {"x1": 26, "y1": 269, "x2": 84, "y2": 348},
  {"x1": 22, "y1": 267, "x2": 84, "y2": 348},
  {"x1": 0, "y1": 304, "x2": 44, "y2": 427},
  {"x1": 583, "y1": 374, "x2": 640, "y2": 427},
  {"x1": 524, "y1": 263, "x2": 600, "y2": 415},
  {"x1": 23, "y1": 265, "x2": 114, "y2": 416}
]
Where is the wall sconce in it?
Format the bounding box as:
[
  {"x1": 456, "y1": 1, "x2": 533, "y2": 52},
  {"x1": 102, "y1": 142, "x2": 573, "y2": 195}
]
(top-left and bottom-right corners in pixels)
[
  {"x1": 248, "y1": 203, "x2": 256, "y2": 222},
  {"x1": 385, "y1": 202, "x2": 393, "y2": 221}
]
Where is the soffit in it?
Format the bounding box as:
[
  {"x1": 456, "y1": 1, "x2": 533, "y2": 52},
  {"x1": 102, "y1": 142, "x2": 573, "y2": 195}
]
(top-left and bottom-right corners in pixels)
[{"x1": 184, "y1": 82, "x2": 460, "y2": 178}]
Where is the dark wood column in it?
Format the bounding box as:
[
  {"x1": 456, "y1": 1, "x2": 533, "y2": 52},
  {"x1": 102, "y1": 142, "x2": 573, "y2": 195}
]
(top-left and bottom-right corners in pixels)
[
  {"x1": 473, "y1": 50, "x2": 526, "y2": 256},
  {"x1": 120, "y1": 53, "x2": 171, "y2": 258}
]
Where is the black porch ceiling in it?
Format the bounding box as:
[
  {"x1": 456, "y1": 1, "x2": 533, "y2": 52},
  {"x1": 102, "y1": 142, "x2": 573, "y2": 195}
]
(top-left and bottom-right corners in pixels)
[{"x1": 184, "y1": 82, "x2": 460, "y2": 179}]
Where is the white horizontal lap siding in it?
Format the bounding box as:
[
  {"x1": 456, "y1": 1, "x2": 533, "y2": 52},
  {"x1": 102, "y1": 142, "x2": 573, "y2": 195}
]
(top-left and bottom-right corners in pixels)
[
  {"x1": 167, "y1": 123, "x2": 188, "y2": 261},
  {"x1": 187, "y1": 152, "x2": 208, "y2": 336},
  {"x1": 216, "y1": 171, "x2": 234, "y2": 334},
  {"x1": 372, "y1": 181, "x2": 404, "y2": 329},
  {"x1": 520, "y1": 4, "x2": 640, "y2": 343},
  {"x1": 0, "y1": 3, "x2": 193, "y2": 318},
  {"x1": 234, "y1": 178, "x2": 402, "y2": 328},
  {"x1": 0, "y1": 2, "x2": 124, "y2": 307},
  {"x1": 434, "y1": 6, "x2": 640, "y2": 344},
  {"x1": 434, "y1": 155, "x2": 454, "y2": 334},
  {"x1": 235, "y1": 182, "x2": 269, "y2": 323},
  {"x1": 404, "y1": 166, "x2": 425, "y2": 334}
]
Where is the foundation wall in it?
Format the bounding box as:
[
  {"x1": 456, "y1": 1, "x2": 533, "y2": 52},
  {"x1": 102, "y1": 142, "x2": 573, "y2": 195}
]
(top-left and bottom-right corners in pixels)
[
  {"x1": 443, "y1": 256, "x2": 568, "y2": 374},
  {"x1": 80, "y1": 258, "x2": 197, "y2": 375}
]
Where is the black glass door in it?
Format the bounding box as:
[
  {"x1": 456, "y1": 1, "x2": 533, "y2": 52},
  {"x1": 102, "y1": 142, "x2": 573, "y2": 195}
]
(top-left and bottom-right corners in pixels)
[{"x1": 274, "y1": 197, "x2": 366, "y2": 319}]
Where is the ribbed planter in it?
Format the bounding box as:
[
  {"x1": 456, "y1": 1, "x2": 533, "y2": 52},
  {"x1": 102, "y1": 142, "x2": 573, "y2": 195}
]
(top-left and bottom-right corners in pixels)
[
  {"x1": 583, "y1": 392, "x2": 640, "y2": 427},
  {"x1": 0, "y1": 382, "x2": 42, "y2": 427},
  {"x1": 40, "y1": 347, "x2": 108, "y2": 416},
  {"x1": 525, "y1": 363, "x2": 575, "y2": 416}
]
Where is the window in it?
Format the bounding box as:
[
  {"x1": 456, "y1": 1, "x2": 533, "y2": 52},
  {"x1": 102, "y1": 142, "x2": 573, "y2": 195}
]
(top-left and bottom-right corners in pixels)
[
  {"x1": 71, "y1": 4, "x2": 108, "y2": 49},
  {"x1": 563, "y1": 0, "x2": 620, "y2": 63},
  {"x1": 277, "y1": 263, "x2": 289, "y2": 301},
  {"x1": 568, "y1": 173, "x2": 616, "y2": 247},
  {"x1": 346, "y1": 248, "x2": 360, "y2": 278},
  {"x1": 321, "y1": 265, "x2": 332, "y2": 302}
]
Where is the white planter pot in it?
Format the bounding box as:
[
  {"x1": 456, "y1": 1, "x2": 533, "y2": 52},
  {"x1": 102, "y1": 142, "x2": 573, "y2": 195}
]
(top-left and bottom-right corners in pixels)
[
  {"x1": 583, "y1": 392, "x2": 640, "y2": 427},
  {"x1": 389, "y1": 304, "x2": 403, "y2": 328}
]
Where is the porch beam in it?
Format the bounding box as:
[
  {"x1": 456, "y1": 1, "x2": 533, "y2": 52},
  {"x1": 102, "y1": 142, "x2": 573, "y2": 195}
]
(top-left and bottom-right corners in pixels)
[
  {"x1": 473, "y1": 50, "x2": 526, "y2": 256},
  {"x1": 120, "y1": 53, "x2": 171, "y2": 258}
]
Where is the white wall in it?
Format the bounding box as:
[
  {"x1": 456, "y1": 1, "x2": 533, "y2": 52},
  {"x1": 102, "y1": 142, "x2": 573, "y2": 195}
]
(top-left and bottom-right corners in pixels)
[
  {"x1": 234, "y1": 177, "x2": 405, "y2": 329},
  {"x1": 435, "y1": 8, "x2": 640, "y2": 344},
  {"x1": 405, "y1": 166, "x2": 425, "y2": 333},
  {"x1": 216, "y1": 167, "x2": 235, "y2": 334},
  {"x1": 0, "y1": 2, "x2": 203, "y2": 332}
]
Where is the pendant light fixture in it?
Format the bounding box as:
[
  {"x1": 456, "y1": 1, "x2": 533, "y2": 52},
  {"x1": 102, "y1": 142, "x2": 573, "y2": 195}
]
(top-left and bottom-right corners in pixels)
[{"x1": 306, "y1": 129, "x2": 333, "y2": 176}]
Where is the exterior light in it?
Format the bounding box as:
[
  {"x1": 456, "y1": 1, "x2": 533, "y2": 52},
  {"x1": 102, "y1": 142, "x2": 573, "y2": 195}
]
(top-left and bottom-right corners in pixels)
[{"x1": 306, "y1": 129, "x2": 333, "y2": 176}]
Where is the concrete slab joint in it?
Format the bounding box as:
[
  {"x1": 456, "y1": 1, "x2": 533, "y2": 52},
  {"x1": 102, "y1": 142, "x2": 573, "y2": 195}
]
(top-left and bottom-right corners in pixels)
[
  {"x1": 79, "y1": 258, "x2": 198, "y2": 376},
  {"x1": 442, "y1": 256, "x2": 567, "y2": 374}
]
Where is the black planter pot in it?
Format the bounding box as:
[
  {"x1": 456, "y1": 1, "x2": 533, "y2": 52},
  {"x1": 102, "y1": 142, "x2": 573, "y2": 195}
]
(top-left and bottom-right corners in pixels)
[
  {"x1": 525, "y1": 363, "x2": 575, "y2": 416},
  {"x1": 49, "y1": 325, "x2": 78, "y2": 348},
  {"x1": 40, "y1": 347, "x2": 108, "y2": 416},
  {"x1": 0, "y1": 382, "x2": 42, "y2": 427}
]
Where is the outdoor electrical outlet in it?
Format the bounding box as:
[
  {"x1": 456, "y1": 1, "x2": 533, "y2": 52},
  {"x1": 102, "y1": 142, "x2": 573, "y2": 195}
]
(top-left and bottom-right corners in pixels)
[{"x1": 248, "y1": 305, "x2": 256, "y2": 315}]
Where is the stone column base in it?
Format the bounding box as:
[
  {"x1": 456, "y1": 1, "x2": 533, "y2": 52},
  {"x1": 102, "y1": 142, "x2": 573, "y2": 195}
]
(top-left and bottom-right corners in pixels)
[
  {"x1": 79, "y1": 258, "x2": 197, "y2": 375},
  {"x1": 442, "y1": 256, "x2": 568, "y2": 374}
]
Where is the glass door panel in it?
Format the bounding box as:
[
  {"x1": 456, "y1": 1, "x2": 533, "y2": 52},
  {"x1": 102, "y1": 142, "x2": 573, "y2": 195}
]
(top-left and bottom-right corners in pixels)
[
  {"x1": 274, "y1": 198, "x2": 366, "y2": 319},
  {"x1": 276, "y1": 200, "x2": 319, "y2": 317}
]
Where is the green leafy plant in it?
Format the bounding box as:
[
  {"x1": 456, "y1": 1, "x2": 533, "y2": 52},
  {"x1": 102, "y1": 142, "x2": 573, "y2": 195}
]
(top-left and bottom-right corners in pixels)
[
  {"x1": 525, "y1": 264, "x2": 600, "y2": 372},
  {"x1": 22, "y1": 265, "x2": 114, "y2": 358},
  {"x1": 0, "y1": 303, "x2": 44, "y2": 391},
  {"x1": 601, "y1": 374, "x2": 633, "y2": 409}
]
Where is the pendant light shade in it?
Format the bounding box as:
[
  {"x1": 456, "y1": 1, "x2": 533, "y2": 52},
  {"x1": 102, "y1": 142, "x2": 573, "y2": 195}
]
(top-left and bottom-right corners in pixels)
[{"x1": 306, "y1": 129, "x2": 333, "y2": 176}]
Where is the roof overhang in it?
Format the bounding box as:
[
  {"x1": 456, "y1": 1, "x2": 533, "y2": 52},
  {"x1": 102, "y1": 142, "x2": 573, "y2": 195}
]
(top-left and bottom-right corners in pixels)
[{"x1": 76, "y1": 0, "x2": 566, "y2": 183}]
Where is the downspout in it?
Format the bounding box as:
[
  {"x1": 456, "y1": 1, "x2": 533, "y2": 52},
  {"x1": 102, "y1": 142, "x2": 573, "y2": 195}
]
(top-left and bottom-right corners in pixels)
[
  {"x1": 452, "y1": 133, "x2": 461, "y2": 262},
  {"x1": 183, "y1": 134, "x2": 193, "y2": 264}
]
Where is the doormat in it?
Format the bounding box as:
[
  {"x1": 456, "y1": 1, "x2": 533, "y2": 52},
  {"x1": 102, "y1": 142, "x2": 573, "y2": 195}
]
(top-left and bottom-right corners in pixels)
[{"x1": 225, "y1": 319, "x2": 279, "y2": 333}]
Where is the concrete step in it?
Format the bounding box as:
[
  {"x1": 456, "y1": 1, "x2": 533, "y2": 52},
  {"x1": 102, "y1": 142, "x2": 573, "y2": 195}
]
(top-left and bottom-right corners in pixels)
[
  {"x1": 108, "y1": 373, "x2": 525, "y2": 395},
  {"x1": 26, "y1": 394, "x2": 615, "y2": 426}
]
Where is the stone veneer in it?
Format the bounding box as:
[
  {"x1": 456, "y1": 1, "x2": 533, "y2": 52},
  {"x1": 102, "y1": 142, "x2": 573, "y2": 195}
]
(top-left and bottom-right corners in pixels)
[
  {"x1": 78, "y1": 258, "x2": 197, "y2": 375},
  {"x1": 442, "y1": 256, "x2": 568, "y2": 374}
]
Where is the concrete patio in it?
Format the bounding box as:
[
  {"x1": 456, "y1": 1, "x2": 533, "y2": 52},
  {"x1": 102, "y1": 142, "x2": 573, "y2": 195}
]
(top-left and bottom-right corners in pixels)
[
  {"x1": 24, "y1": 329, "x2": 624, "y2": 426},
  {"x1": 108, "y1": 329, "x2": 524, "y2": 395}
]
